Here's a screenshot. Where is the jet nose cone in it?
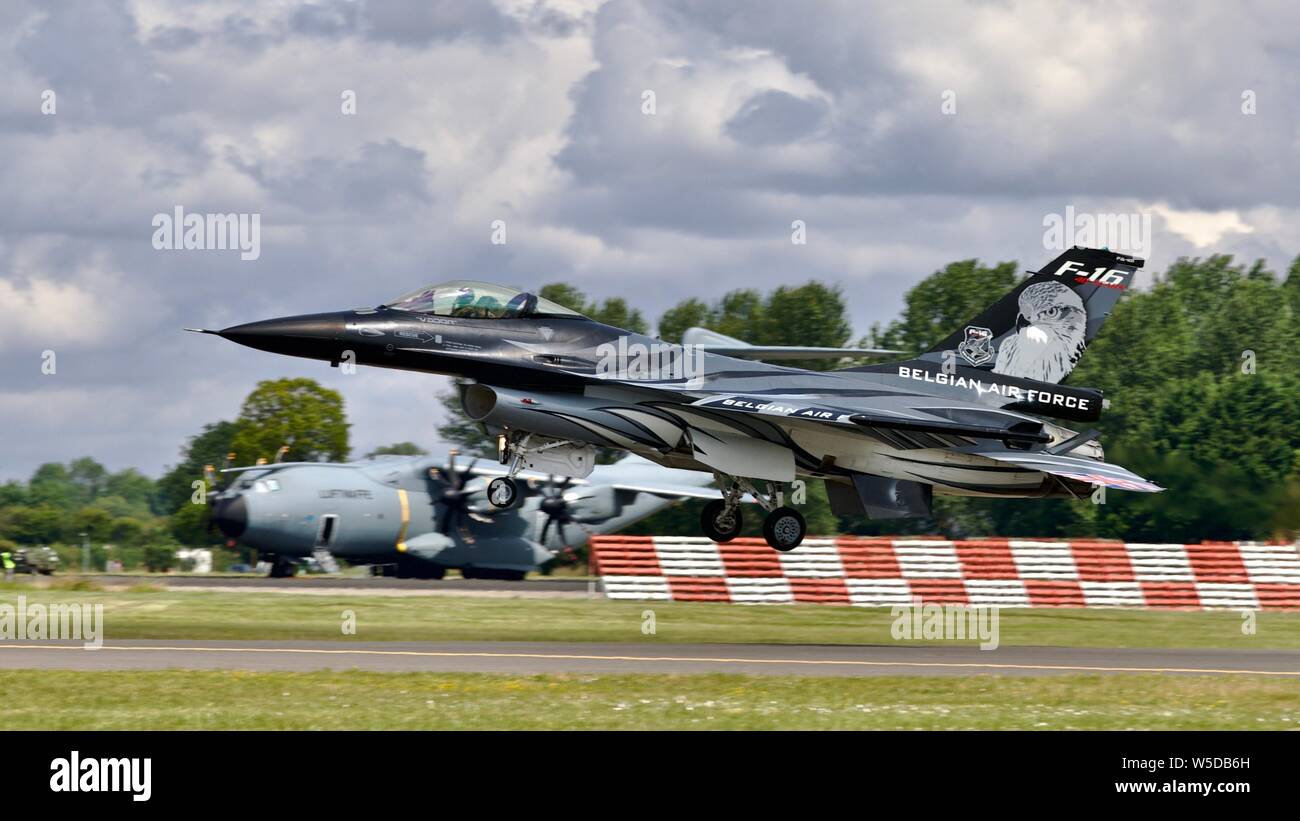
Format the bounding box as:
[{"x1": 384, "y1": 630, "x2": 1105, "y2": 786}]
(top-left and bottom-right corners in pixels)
[
  {"x1": 219, "y1": 312, "x2": 345, "y2": 343},
  {"x1": 212, "y1": 494, "x2": 248, "y2": 539},
  {"x1": 217, "y1": 312, "x2": 347, "y2": 358}
]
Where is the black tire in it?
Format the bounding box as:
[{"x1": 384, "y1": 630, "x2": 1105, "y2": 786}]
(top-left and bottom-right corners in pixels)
[
  {"x1": 700, "y1": 499, "x2": 743, "y2": 543},
  {"x1": 487, "y1": 477, "x2": 518, "y2": 508},
  {"x1": 269, "y1": 558, "x2": 297, "y2": 578},
  {"x1": 762, "y1": 507, "x2": 806, "y2": 552},
  {"x1": 395, "y1": 557, "x2": 444, "y2": 580}
]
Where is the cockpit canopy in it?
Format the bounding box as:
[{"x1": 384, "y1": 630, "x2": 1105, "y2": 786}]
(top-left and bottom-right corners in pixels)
[{"x1": 385, "y1": 280, "x2": 584, "y2": 320}]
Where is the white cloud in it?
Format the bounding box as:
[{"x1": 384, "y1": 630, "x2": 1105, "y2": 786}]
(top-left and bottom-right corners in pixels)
[
  {"x1": 0, "y1": 241, "x2": 169, "y2": 349},
  {"x1": 1, "y1": 0, "x2": 1299, "y2": 481},
  {"x1": 1148, "y1": 202, "x2": 1255, "y2": 248},
  {"x1": 0, "y1": 276, "x2": 103, "y2": 348}
]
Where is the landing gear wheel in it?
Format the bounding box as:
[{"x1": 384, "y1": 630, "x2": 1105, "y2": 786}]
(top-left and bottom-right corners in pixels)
[
  {"x1": 269, "y1": 558, "x2": 298, "y2": 578},
  {"x1": 395, "y1": 557, "x2": 446, "y2": 580},
  {"x1": 763, "y1": 507, "x2": 805, "y2": 552},
  {"x1": 487, "y1": 477, "x2": 518, "y2": 508},
  {"x1": 700, "y1": 499, "x2": 743, "y2": 543}
]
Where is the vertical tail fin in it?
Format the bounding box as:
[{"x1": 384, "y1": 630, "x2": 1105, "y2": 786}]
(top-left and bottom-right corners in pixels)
[{"x1": 924, "y1": 246, "x2": 1142, "y2": 384}]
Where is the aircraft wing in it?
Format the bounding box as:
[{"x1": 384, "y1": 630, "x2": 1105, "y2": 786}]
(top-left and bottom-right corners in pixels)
[
  {"x1": 687, "y1": 394, "x2": 1159, "y2": 491},
  {"x1": 220, "y1": 462, "x2": 358, "y2": 474},
  {"x1": 681, "y1": 326, "x2": 902, "y2": 360},
  {"x1": 693, "y1": 345, "x2": 902, "y2": 361},
  {"x1": 603, "y1": 482, "x2": 720, "y2": 500}
]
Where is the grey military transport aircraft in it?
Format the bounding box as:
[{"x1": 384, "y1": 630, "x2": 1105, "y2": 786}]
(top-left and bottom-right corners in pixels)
[
  {"x1": 208, "y1": 451, "x2": 723, "y2": 579},
  {"x1": 192, "y1": 245, "x2": 1162, "y2": 553}
]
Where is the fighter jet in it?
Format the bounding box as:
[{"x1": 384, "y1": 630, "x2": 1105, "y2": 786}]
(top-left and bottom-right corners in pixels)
[
  {"x1": 208, "y1": 451, "x2": 722, "y2": 579},
  {"x1": 193, "y1": 245, "x2": 1161, "y2": 553}
]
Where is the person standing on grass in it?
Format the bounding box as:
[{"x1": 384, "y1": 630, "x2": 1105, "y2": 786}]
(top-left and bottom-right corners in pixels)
[{"x1": 1, "y1": 550, "x2": 14, "y2": 581}]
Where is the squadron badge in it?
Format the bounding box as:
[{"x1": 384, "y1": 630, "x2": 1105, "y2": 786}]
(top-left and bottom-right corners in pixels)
[{"x1": 956, "y1": 325, "x2": 996, "y2": 367}]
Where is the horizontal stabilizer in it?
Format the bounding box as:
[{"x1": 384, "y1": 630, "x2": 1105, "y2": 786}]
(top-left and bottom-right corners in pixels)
[{"x1": 973, "y1": 450, "x2": 1163, "y2": 492}]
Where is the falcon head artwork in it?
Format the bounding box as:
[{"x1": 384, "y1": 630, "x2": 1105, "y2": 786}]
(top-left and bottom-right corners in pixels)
[{"x1": 992, "y1": 280, "x2": 1087, "y2": 383}]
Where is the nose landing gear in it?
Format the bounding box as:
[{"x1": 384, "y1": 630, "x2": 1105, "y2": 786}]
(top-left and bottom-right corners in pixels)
[
  {"x1": 488, "y1": 432, "x2": 595, "y2": 510},
  {"x1": 487, "y1": 476, "x2": 519, "y2": 508}
]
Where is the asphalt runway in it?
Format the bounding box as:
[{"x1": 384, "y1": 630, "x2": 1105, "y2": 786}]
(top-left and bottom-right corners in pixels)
[{"x1": 3, "y1": 640, "x2": 1300, "y2": 677}]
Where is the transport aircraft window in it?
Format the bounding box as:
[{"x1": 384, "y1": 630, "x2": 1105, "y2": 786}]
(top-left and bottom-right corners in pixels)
[{"x1": 385, "y1": 280, "x2": 583, "y2": 320}]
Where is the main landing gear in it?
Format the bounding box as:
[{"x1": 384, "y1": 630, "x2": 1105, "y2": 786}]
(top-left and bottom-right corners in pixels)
[
  {"x1": 763, "y1": 506, "x2": 806, "y2": 552},
  {"x1": 701, "y1": 475, "x2": 806, "y2": 552},
  {"x1": 268, "y1": 556, "x2": 297, "y2": 578},
  {"x1": 701, "y1": 499, "x2": 743, "y2": 542}
]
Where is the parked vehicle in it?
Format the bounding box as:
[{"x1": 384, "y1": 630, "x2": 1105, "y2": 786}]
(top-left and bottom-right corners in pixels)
[{"x1": 14, "y1": 546, "x2": 60, "y2": 575}]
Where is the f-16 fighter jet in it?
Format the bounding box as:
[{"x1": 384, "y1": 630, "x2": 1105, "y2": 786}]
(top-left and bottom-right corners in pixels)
[{"x1": 192, "y1": 246, "x2": 1161, "y2": 552}]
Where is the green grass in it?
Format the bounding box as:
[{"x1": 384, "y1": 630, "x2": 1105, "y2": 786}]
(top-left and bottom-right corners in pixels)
[
  {"x1": 0, "y1": 669, "x2": 1294, "y2": 729},
  {"x1": 0, "y1": 586, "x2": 1295, "y2": 649}
]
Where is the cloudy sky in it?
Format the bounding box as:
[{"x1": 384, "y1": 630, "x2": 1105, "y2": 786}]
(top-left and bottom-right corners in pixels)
[{"x1": 2, "y1": 0, "x2": 1298, "y2": 480}]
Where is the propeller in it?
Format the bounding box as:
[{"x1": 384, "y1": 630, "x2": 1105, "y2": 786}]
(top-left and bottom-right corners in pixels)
[
  {"x1": 536, "y1": 476, "x2": 593, "y2": 546},
  {"x1": 206, "y1": 449, "x2": 243, "y2": 545},
  {"x1": 205, "y1": 469, "x2": 219, "y2": 534},
  {"x1": 204, "y1": 452, "x2": 237, "y2": 534},
  {"x1": 434, "y1": 449, "x2": 481, "y2": 544}
]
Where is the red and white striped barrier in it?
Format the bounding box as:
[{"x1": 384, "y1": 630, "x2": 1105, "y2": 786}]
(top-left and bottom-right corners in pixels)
[{"x1": 589, "y1": 536, "x2": 1300, "y2": 610}]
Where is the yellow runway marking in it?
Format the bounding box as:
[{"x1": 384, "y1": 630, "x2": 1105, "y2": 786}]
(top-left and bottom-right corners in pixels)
[{"x1": 0, "y1": 643, "x2": 1298, "y2": 677}]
